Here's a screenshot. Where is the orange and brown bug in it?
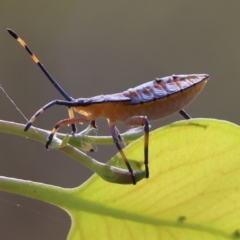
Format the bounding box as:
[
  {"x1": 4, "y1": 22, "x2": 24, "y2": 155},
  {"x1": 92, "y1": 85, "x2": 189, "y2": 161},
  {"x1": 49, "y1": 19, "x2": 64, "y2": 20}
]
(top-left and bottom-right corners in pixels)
[{"x1": 7, "y1": 28, "x2": 209, "y2": 185}]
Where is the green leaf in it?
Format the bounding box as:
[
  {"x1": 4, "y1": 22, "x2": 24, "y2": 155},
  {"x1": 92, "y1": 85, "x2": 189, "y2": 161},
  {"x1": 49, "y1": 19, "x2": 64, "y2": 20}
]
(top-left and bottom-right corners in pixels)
[
  {"x1": 64, "y1": 119, "x2": 240, "y2": 239},
  {"x1": 1, "y1": 119, "x2": 240, "y2": 239}
]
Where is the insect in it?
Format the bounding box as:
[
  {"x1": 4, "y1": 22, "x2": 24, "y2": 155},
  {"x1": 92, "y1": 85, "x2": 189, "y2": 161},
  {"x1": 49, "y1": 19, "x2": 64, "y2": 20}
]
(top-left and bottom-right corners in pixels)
[{"x1": 7, "y1": 28, "x2": 209, "y2": 185}]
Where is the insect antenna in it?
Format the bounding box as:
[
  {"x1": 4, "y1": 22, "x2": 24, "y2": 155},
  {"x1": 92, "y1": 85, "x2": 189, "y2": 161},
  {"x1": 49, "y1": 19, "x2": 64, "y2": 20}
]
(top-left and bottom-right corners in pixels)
[
  {"x1": 6, "y1": 28, "x2": 72, "y2": 102},
  {"x1": 7, "y1": 28, "x2": 77, "y2": 133}
]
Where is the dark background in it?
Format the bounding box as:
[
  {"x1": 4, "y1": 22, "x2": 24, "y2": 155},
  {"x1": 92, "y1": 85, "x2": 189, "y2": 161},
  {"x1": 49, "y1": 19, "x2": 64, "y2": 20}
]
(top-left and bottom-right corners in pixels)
[{"x1": 0, "y1": 1, "x2": 239, "y2": 239}]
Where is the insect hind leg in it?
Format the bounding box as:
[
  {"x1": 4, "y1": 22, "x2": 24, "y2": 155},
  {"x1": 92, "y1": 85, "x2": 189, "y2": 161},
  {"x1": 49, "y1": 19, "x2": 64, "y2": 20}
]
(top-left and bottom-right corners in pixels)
[
  {"x1": 179, "y1": 109, "x2": 191, "y2": 119},
  {"x1": 124, "y1": 116, "x2": 149, "y2": 179}
]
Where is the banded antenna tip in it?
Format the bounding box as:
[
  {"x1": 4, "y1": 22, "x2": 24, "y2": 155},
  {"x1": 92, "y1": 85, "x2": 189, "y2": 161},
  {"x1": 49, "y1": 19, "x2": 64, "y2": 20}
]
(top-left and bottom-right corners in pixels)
[{"x1": 6, "y1": 28, "x2": 18, "y2": 39}]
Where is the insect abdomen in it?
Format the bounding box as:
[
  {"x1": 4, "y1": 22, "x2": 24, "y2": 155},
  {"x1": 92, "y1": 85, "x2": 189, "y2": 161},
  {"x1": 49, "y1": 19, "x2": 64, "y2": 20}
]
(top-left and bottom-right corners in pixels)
[
  {"x1": 124, "y1": 74, "x2": 208, "y2": 104},
  {"x1": 119, "y1": 74, "x2": 209, "y2": 121}
]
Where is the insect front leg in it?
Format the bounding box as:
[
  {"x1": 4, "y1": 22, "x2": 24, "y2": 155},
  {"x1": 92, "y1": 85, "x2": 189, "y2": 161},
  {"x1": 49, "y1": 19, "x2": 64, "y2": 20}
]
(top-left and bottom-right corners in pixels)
[
  {"x1": 67, "y1": 107, "x2": 77, "y2": 134},
  {"x1": 24, "y1": 99, "x2": 80, "y2": 131},
  {"x1": 109, "y1": 123, "x2": 136, "y2": 185},
  {"x1": 46, "y1": 116, "x2": 91, "y2": 149},
  {"x1": 124, "y1": 116, "x2": 150, "y2": 179}
]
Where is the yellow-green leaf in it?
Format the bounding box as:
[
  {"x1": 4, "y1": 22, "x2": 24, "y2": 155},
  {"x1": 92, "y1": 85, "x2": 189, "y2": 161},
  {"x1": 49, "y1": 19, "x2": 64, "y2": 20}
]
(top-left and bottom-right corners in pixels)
[{"x1": 65, "y1": 119, "x2": 240, "y2": 240}]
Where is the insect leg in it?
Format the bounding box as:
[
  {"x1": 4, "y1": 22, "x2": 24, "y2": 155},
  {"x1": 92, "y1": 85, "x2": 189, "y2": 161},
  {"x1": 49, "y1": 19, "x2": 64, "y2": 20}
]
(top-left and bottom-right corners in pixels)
[
  {"x1": 68, "y1": 107, "x2": 77, "y2": 134},
  {"x1": 90, "y1": 120, "x2": 98, "y2": 129},
  {"x1": 109, "y1": 124, "x2": 136, "y2": 185},
  {"x1": 7, "y1": 29, "x2": 78, "y2": 134},
  {"x1": 24, "y1": 100, "x2": 78, "y2": 131},
  {"x1": 46, "y1": 116, "x2": 91, "y2": 149},
  {"x1": 124, "y1": 116, "x2": 149, "y2": 179},
  {"x1": 179, "y1": 109, "x2": 191, "y2": 119},
  {"x1": 115, "y1": 127, "x2": 127, "y2": 147}
]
